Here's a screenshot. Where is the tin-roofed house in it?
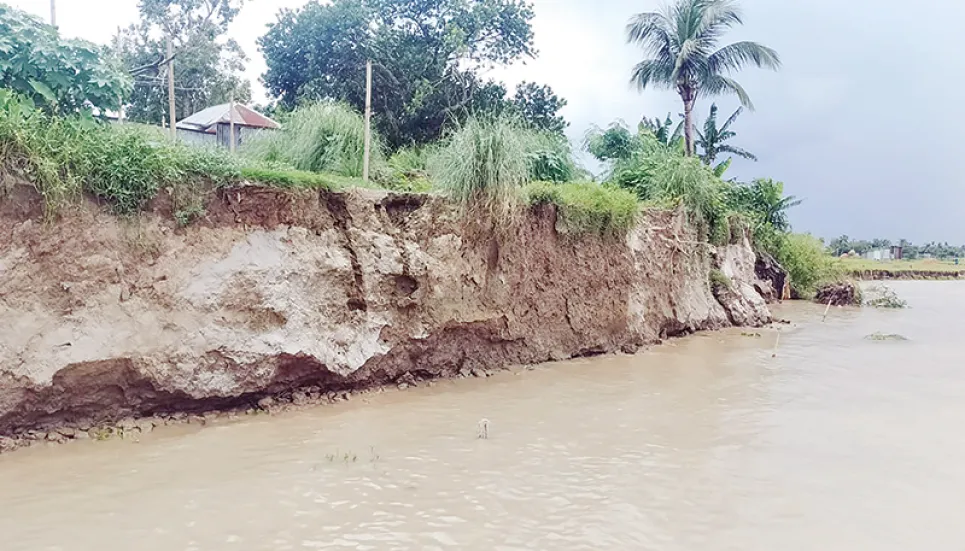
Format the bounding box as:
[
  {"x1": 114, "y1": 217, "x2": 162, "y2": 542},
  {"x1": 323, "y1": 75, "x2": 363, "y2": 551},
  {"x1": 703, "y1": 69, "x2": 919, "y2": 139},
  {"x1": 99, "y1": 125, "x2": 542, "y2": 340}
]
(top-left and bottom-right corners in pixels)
[{"x1": 176, "y1": 103, "x2": 280, "y2": 149}]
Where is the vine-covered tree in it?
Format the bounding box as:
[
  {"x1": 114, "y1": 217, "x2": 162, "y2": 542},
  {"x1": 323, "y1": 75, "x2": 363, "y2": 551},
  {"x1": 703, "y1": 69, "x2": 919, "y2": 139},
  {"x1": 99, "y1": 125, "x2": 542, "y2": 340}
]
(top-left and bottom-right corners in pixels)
[
  {"x1": 112, "y1": 0, "x2": 251, "y2": 124},
  {"x1": 259, "y1": 0, "x2": 566, "y2": 148},
  {"x1": 626, "y1": 0, "x2": 780, "y2": 156},
  {"x1": 0, "y1": 4, "x2": 130, "y2": 114}
]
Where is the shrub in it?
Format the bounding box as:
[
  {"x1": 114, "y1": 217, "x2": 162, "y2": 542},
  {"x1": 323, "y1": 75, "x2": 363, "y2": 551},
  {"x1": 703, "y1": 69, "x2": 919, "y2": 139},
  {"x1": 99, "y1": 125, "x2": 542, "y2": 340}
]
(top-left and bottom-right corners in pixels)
[
  {"x1": 610, "y1": 135, "x2": 729, "y2": 242},
  {"x1": 773, "y1": 233, "x2": 844, "y2": 297},
  {"x1": 242, "y1": 101, "x2": 384, "y2": 177},
  {"x1": 523, "y1": 131, "x2": 578, "y2": 182},
  {"x1": 523, "y1": 181, "x2": 639, "y2": 237},
  {"x1": 429, "y1": 116, "x2": 530, "y2": 217},
  {"x1": 388, "y1": 145, "x2": 431, "y2": 176}
]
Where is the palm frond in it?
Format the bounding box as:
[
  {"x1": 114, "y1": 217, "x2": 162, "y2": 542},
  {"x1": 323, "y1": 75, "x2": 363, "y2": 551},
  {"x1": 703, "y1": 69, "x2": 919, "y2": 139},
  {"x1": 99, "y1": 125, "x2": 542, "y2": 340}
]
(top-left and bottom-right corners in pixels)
[
  {"x1": 626, "y1": 12, "x2": 676, "y2": 54},
  {"x1": 707, "y1": 41, "x2": 782, "y2": 74},
  {"x1": 718, "y1": 144, "x2": 757, "y2": 161},
  {"x1": 719, "y1": 106, "x2": 743, "y2": 132},
  {"x1": 696, "y1": 0, "x2": 744, "y2": 46},
  {"x1": 630, "y1": 58, "x2": 675, "y2": 90},
  {"x1": 702, "y1": 74, "x2": 754, "y2": 109}
]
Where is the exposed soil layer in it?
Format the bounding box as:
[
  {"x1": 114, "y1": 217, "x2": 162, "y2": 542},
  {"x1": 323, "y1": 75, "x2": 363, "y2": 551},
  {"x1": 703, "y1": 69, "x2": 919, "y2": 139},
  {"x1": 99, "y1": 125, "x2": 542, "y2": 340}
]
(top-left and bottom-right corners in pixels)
[
  {"x1": 0, "y1": 184, "x2": 771, "y2": 446},
  {"x1": 815, "y1": 281, "x2": 862, "y2": 306}
]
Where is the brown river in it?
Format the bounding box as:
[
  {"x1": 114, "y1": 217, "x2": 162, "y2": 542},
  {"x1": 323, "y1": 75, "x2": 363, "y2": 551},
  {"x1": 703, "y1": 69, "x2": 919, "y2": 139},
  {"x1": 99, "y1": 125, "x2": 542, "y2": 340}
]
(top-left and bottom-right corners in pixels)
[{"x1": 2, "y1": 281, "x2": 963, "y2": 550}]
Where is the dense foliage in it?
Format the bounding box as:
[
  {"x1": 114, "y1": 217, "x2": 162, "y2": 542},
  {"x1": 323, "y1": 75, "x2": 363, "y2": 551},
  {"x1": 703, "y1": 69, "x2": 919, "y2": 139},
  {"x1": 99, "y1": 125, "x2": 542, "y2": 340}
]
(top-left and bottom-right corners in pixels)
[
  {"x1": 626, "y1": 0, "x2": 779, "y2": 156},
  {"x1": 258, "y1": 0, "x2": 567, "y2": 149},
  {"x1": 0, "y1": 4, "x2": 130, "y2": 114},
  {"x1": 0, "y1": 90, "x2": 235, "y2": 216},
  {"x1": 112, "y1": 0, "x2": 251, "y2": 124}
]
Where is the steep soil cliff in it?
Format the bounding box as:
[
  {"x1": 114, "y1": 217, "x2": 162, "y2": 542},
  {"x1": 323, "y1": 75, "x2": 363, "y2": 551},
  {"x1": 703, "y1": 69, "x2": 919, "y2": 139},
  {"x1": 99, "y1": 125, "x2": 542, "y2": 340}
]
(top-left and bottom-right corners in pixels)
[{"x1": 0, "y1": 185, "x2": 770, "y2": 438}]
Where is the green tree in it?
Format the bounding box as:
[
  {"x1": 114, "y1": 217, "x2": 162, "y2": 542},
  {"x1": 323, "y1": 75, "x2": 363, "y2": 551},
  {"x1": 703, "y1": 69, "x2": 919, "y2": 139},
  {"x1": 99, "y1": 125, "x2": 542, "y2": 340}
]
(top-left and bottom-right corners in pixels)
[
  {"x1": 259, "y1": 0, "x2": 558, "y2": 149},
  {"x1": 697, "y1": 103, "x2": 756, "y2": 165},
  {"x1": 0, "y1": 4, "x2": 130, "y2": 114},
  {"x1": 112, "y1": 0, "x2": 250, "y2": 124},
  {"x1": 511, "y1": 81, "x2": 568, "y2": 135},
  {"x1": 626, "y1": 0, "x2": 780, "y2": 156},
  {"x1": 585, "y1": 122, "x2": 639, "y2": 163}
]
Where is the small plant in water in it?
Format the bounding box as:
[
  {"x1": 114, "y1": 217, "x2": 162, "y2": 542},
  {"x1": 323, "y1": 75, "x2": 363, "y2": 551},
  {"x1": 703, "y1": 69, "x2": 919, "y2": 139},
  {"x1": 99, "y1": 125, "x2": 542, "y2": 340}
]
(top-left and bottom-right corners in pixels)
[
  {"x1": 865, "y1": 332, "x2": 909, "y2": 341},
  {"x1": 864, "y1": 285, "x2": 908, "y2": 309}
]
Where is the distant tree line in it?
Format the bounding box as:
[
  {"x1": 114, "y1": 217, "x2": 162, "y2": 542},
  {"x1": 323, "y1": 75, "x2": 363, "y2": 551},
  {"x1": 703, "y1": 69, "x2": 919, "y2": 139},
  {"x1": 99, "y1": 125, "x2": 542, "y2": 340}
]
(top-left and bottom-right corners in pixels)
[{"x1": 828, "y1": 236, "x2": 965, "y2": 260}]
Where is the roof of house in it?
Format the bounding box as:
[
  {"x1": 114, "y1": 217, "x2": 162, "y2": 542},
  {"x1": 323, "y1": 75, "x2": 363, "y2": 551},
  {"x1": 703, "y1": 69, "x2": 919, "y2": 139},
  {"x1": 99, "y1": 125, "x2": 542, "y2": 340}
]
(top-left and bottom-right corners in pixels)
[{"x1": 176, "y1": 103, "x2": 280, "y2": 134}]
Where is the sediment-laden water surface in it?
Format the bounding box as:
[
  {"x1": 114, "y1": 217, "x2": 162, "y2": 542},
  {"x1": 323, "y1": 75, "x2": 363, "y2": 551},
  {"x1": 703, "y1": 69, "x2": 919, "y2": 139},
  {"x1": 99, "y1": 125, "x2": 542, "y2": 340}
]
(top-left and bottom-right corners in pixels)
[{"x1": 2, "y1": 281, "x2": 963, "y2": 550}]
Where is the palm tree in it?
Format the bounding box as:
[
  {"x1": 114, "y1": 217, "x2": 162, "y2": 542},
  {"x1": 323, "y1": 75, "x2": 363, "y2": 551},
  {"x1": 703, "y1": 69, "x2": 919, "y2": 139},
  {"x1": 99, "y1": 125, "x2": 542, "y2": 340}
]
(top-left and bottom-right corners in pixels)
[
  {"x1": 626, "y1": 0, "x2": 780, "y2": 156},
  {"x1": 697, "y1": 103, "x2": 756, "y2": 165}
]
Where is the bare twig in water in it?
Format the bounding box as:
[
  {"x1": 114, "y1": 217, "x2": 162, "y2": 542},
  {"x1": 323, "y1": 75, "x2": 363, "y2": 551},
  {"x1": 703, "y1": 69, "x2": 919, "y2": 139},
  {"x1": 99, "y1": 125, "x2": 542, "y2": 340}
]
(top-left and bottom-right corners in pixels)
[{"x1": 477, "y1": 418, "x2": 490, "y2": 439}]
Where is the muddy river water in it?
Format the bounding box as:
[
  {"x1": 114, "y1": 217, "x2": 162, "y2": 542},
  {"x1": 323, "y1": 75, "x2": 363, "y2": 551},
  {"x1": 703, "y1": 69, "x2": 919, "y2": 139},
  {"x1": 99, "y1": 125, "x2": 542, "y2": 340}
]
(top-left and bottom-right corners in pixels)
[{"x1": 2, "y1": 281, "x2": 964, "y2": 550}]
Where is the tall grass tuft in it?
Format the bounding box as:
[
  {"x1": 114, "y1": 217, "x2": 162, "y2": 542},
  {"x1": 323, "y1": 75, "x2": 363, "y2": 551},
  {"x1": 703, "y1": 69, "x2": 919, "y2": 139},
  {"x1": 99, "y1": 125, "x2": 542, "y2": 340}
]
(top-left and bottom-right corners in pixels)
[
  {"x1": 242, "y1": 101, "x2": 383, "y2": 178},
  {"x1": 429, "y1": 116, "x2": 531, "y2": 219}
]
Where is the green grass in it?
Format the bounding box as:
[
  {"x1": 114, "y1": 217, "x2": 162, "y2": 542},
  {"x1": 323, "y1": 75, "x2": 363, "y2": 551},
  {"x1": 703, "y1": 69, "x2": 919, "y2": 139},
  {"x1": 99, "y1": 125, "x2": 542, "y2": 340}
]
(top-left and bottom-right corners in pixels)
[
  {"x1": 429, "y1": 116, "x2": 530, "y2": 219},
  {"x1": 523, "y1": 181, "x2": 639, "y2": 237},
  {"x1": 0, "y1": 94, "x2": 240, "y2": 216},
  {"x1": 610, "y1": 135, "x2": 729, "y2": 242},
  {"x1": 708, "y1": 268, "x2": 734, "y2": 292},
  {"x1": 241, "y1": 101, "x2": 385, "y2": 178},
  {"x1": 840, "y1": 257, "x2": 964, "y2": 273}
]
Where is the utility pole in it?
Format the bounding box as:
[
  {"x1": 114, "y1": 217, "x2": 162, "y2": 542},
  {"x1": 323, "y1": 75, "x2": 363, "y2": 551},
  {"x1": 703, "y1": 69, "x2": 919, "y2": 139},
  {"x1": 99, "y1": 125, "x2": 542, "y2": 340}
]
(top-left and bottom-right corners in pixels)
[
  {"x1": 362, "y1": 60, "x2": 372, "y2": 182},
  {"x1": 166, "y1": 36, "x2": 176, "y2": 141},
  {"x1": 228, "y1": 97, "x2": 236, "y2": 153},
  {"x1": 50, "y1": 0, "x2": 56, "y2": 26}
]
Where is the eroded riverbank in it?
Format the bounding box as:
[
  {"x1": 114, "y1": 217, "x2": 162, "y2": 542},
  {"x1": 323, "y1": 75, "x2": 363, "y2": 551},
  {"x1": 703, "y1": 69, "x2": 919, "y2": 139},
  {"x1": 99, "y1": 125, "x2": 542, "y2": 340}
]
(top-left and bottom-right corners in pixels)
[
  {"x1": 0, "y1": 185, "x2": 771, "y2": 444},
  {"x1": 1, "y1": 281, "x2": 962, "y2": 550}
]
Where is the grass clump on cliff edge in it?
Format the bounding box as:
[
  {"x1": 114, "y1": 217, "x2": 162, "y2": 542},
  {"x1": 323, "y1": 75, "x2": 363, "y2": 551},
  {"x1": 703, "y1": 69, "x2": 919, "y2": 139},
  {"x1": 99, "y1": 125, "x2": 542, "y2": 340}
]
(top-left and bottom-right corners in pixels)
[
  {"x1": 242, "y1": 101, "x2": 384, "y2": 178},
  {"x1": 523, "y1": 181, "x2": 639, "y2": 237},
  {"x1": 0, "y1": 91, "x2": 239, "y2": 216},
  {"x1": 429, "y1": 116, "x2": 530, "y2": 219},
  {"x1": 603, "y1": 134, "x2": 730, "y2": 243}
]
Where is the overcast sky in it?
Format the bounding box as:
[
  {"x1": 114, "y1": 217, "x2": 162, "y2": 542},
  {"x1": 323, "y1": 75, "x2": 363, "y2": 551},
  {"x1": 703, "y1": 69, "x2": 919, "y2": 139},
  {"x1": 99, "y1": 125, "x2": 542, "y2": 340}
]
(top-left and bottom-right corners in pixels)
[{"x1": 8, "y1": 0, "x2": 964, "y2": 242}]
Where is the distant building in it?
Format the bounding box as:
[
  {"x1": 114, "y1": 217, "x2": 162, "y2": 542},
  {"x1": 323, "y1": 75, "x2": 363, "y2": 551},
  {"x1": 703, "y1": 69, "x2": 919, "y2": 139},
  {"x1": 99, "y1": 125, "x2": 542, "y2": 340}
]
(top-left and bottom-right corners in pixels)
[
  {"x1": 864, "y1": 248, "x2": 894, "y2": 261},
  {"x1": 176, "y1": 103, "x2": 280, "y2": 149}
]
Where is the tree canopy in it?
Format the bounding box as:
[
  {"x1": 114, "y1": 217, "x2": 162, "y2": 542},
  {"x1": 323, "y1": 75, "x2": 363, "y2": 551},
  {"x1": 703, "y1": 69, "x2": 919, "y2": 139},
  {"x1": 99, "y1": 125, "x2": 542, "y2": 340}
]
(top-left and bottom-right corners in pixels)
[
  {"x1": 112, "y1": 0, "x2": 251, "y2": 124},
  {"x1": 259, "y1": 0, "x2": 567, "y2": 149},
  {"x1": 0, "y1": 4, "x2": 130, "y2": 114},
  {"x1": 626, "y1": 0, "x2": 780, "y2": 156}
]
